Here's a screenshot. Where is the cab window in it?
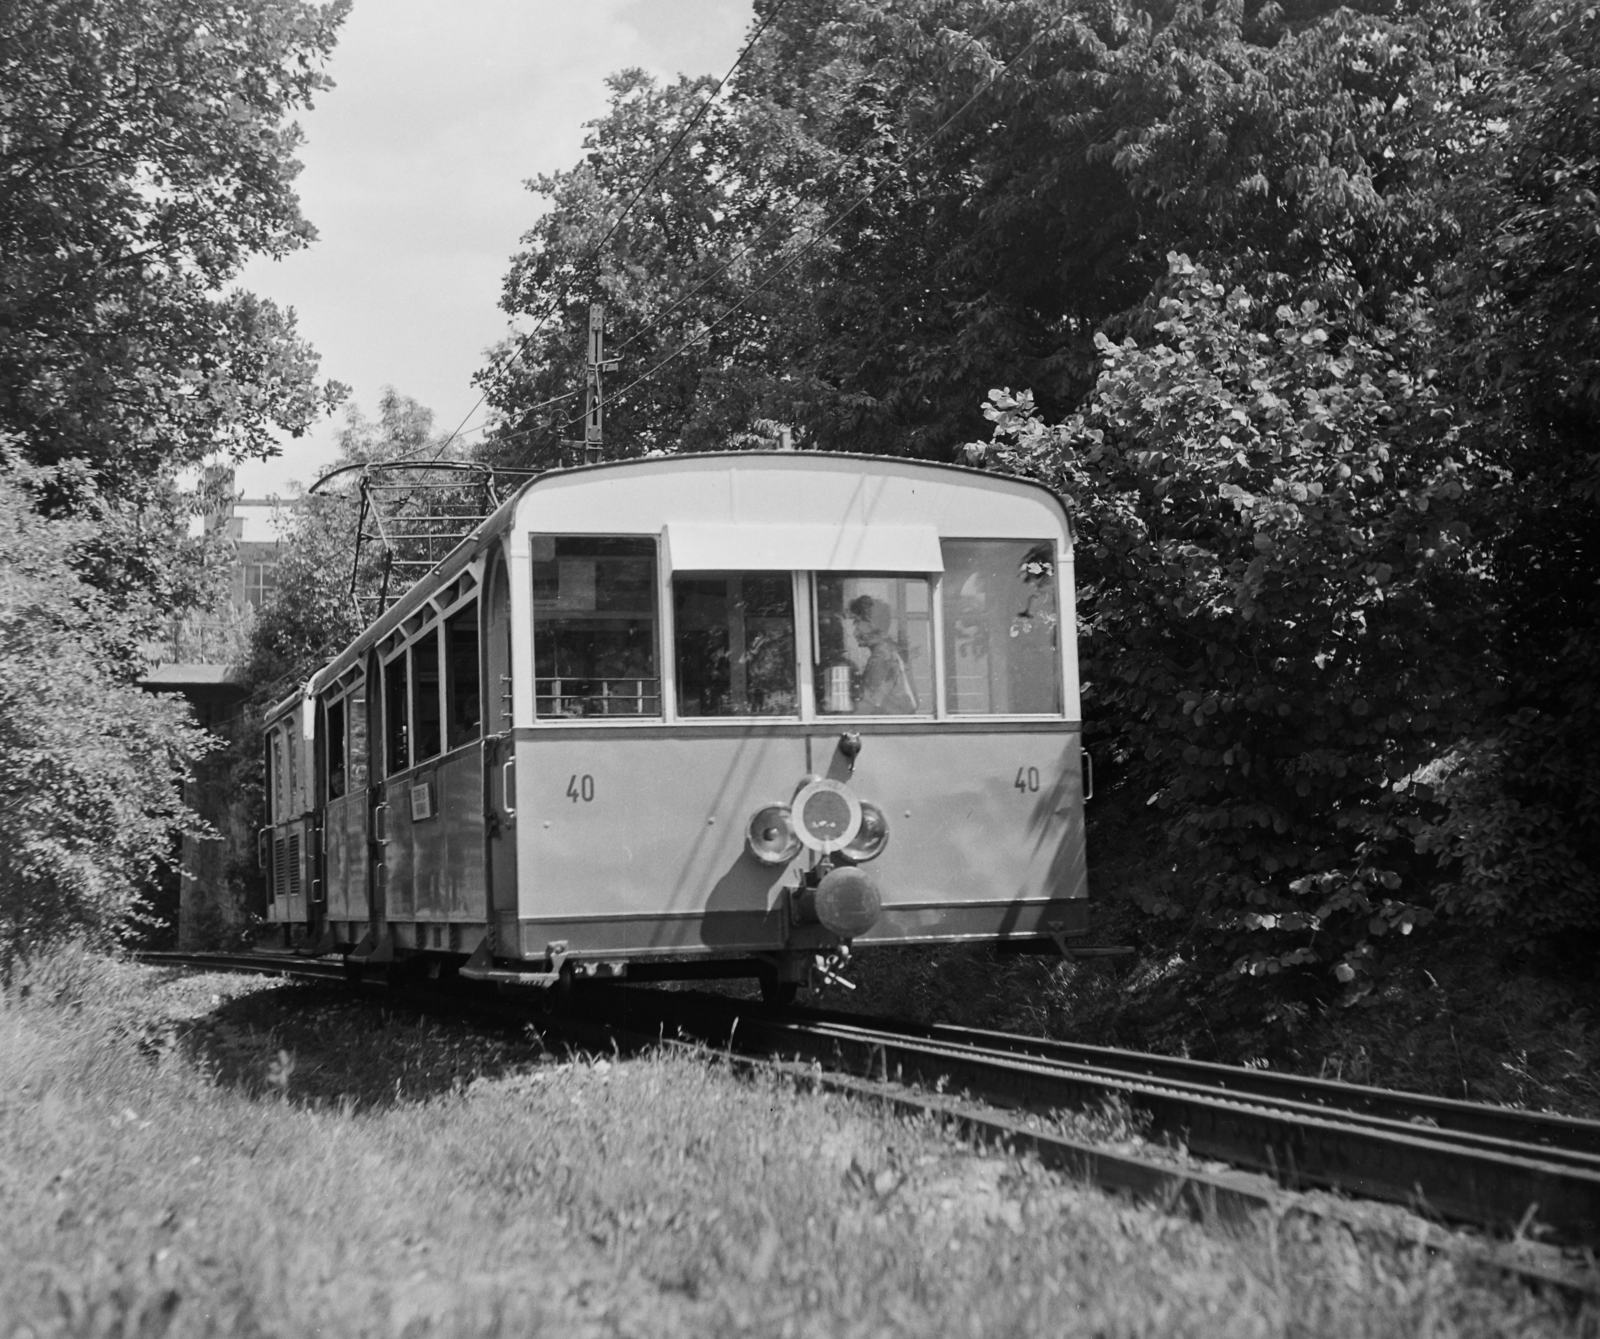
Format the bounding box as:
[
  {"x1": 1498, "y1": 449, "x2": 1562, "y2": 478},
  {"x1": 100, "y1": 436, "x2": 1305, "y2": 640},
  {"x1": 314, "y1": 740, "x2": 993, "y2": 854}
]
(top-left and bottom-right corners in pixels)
[
  {"x1": 445, "y1": 603, "x2": 481, "y2": 748},
  {"x1": 384, "y1": 651, "x2": 409, "y2": 774},
  {"x1": 812, "y1": 575, "x2": 933, "y2": 716},
  {"x1": 413, "y1": 627, "x2": 443, "y2": 761},
  {"x1": 941, "y1": 540, "x2": 1061, "y2": 715},
  {"x1": 532, "y1": 536, "x2": 660, "y2": 718},
  {"x1": 347, "y1": 681, "x2": 368, "y2": 791},
  {"x1": 674, "y1": 573, "x2": 796, "y2": 717},
  {"x1": 326, "y1": 697, "x2": 346, "y2": 799}
]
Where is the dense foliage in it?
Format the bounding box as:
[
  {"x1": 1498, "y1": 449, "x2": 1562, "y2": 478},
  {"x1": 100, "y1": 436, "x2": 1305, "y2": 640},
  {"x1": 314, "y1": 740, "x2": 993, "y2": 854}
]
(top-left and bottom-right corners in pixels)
[
  {"x1": 0, "y1": 0, "x2": 349, "y2": 604},
  {"x1": 486, "y1": 0, "x2": 1599, "y2": 986},
  {"x1": 0, "y1": 455, "x2": 210, "y2": 973},
  {"x1": 976, "y1": 261, "x2": 1488, "y2": 985},
  {"x1": 0, "y1": 0, "x2": 351, "y2": 958}
]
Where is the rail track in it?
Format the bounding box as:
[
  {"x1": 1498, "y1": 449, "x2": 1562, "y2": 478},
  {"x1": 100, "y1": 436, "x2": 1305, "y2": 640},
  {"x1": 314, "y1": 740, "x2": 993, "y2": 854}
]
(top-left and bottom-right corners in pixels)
[{"x1": 136, "y1": 950, "x2": 1600, "y2": 1293}]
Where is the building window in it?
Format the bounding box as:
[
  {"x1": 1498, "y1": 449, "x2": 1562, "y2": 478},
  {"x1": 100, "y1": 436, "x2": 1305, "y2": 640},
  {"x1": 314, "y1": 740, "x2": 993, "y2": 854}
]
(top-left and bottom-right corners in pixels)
[
  {"x1": 813, "y1": 575, "x2": 933, "y2": 717},
  {"x1": 941, "y1": 540, "x2": 1061, "y2": 716},
  {"x1": 674, "y1": 573, "x2": 796, "y2": 717},
  {"x1": 243, "y1": 561, "x2": 278, "y2": 610},
  {"x1": 532, "y1": 537, "x2": 660, "y2": 718}
]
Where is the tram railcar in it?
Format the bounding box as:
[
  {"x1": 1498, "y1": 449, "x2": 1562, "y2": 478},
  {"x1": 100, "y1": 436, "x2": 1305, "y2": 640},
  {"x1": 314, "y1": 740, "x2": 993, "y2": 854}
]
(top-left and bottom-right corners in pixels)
[{"x1": 259, "y1": 453, "x2": 1089, "y2": 997}]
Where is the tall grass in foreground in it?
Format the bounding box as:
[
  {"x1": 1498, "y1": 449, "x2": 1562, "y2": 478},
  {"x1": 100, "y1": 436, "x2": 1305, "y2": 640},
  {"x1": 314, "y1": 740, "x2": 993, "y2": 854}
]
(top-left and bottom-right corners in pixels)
[{"x1": 0, "y1": 952, "x2": 1590, "y2": 1338}]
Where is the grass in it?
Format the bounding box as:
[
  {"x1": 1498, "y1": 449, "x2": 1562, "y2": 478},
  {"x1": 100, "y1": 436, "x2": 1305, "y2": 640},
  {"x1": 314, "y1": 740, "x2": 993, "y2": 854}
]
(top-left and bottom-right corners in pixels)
[{"x1": 0, "y1": 950, "x2": 1593, "y2": 1337}]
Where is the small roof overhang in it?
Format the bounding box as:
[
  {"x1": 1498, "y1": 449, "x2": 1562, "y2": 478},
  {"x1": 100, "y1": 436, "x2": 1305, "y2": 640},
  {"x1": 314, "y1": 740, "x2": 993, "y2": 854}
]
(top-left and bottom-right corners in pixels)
[{"x1": 664, "y1": 522, "x2": 944, "y2": 573}]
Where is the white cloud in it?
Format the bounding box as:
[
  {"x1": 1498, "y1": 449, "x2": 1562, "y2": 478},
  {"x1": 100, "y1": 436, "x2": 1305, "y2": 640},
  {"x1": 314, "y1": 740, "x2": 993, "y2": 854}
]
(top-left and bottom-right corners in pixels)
[{"x1": 233, "y1": 0, "x2": 753, "y2": 497}]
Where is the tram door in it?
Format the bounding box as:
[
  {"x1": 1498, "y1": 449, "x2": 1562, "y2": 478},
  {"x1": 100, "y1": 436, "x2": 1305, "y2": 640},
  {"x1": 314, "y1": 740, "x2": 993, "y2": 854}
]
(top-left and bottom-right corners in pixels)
[{"x1": 484, "y1": 551, "x2": 518, "y2": 949}]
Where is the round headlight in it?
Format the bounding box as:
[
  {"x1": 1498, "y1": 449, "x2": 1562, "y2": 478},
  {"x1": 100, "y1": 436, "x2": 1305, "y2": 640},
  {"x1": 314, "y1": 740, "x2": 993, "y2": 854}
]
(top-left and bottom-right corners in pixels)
[
  {"x1": 747, "y1": 804, "x2": 802, "y2": 866},
  {"x1": 839, "y1": 801, "x2": 889, "y2": 862},
  {"x1": 790, "y1": 778, "x2": 862, "y2": 853}
]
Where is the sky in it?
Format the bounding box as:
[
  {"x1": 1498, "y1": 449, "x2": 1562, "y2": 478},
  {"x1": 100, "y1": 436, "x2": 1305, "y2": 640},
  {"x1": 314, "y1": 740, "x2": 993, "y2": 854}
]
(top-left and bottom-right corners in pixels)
[{"x1": 232, "y1": 0, "x2": 753, "y2": 499}]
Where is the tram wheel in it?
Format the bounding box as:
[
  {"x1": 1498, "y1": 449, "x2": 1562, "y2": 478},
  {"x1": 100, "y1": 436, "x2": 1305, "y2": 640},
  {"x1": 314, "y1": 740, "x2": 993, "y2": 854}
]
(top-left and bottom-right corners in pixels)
[{"x1": 760, "y1": 975, "x2": 799, "y2": 1009}]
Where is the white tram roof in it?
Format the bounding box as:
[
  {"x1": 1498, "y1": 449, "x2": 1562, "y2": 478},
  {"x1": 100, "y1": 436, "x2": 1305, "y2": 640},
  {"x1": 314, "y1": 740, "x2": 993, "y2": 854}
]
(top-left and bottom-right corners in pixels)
[{"x1": 277, "y1": 452, "x2": 1069, "y2": 720}]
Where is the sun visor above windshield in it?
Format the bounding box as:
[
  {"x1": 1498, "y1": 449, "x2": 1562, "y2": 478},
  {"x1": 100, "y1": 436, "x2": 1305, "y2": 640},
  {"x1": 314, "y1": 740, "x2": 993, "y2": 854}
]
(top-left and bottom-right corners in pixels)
[{"x1": 664, "y1": 523, "x2": 944, "y2": 573}]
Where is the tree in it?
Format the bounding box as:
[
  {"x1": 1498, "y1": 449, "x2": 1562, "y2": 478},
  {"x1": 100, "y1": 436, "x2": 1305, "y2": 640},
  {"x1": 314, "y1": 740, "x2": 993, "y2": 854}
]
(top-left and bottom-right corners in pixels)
[
  {"x1": 1, "y1": 0, "x2": 349, "y2": 602},
  {"x1": 1404, "y1": 0, "x2": 1600, "y2": 946},
  {"x1": 482, "y1": 1, "x2": 1155, "y2": 464},
  {"x1": 974, "y1": 258, "x2": 1489, "y2": 988},
  {"x1": 482, "y1": 66, "x2": 815, "y2": 468},
  {"x1": 0, "y1": 450, "x2": 210, "y2": 973}
]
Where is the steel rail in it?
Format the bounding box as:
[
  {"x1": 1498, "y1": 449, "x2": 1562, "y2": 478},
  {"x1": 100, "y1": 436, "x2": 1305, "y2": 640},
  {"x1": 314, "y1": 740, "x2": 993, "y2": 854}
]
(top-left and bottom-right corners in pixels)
[
  {"x1": 136, "y1": 950, "x2": 348, "y2": 982},
  {"x1": 593, "y1": 989, "x2": 1600, "y2": 1245},
  {"x1": 780, "y1": 1012, "x2": 1600, "y2": 1160}
]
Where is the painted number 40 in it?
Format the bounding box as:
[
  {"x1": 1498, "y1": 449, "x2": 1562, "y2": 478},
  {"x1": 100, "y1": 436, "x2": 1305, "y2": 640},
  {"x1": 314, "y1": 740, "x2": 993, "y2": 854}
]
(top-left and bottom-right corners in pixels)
[
  {"x1": 566, "y1": 774, "x2": 595, "y2": 803},
  {"x1": 1014, "y1": 766, "x2": 1041, "y2": 794}
]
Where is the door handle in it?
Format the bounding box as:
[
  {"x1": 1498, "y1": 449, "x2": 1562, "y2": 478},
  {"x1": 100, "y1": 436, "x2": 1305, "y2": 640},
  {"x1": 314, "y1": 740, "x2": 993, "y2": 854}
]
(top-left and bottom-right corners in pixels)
[
  {"x1": 1083, "y1": 750, "x2": 1094, "y2": 802},
  {"x1": 502, "y1": 757, "x2": 516, "y2": 817}
]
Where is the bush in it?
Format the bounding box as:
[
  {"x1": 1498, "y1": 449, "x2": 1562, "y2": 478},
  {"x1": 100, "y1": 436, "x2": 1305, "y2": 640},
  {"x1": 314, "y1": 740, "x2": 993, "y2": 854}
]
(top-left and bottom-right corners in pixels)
[
  {"x1": 0, "y1": 455, "x2": 210, "y2": 974},
  {"x1": 971, "y1": 258, "x2": 1490, "y2": 993}
]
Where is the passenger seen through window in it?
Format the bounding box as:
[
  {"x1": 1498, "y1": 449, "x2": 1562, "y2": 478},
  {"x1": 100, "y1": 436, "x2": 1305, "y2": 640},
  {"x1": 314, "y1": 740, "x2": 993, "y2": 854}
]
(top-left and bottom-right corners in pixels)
[{"x1": 813, "y1": 576, "x2": 933, "y2": 716}]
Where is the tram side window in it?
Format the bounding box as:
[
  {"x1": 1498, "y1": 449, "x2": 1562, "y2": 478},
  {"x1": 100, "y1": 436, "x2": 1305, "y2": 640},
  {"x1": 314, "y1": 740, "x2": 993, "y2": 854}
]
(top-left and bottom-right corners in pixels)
[
  {"x1": 674, "y1": 573, "x2": 796, "y2": 717},
  {"x1": 414, "y1": 627, "x2": 443, "y2": 761},
  {"x1": 532, "y1": 536, "x2": 660, "y2": 718},
  {"x1": 445, "y1": 604, "x2": 481, "y2": 748},
  {"x1": 384, "y1": 652, "x2": 410, "y2": 775},
  {"x1": 941, "y1": 540, "x2": 1061, "y2": 716},
  {"x1": 813, "y1": 575, "x2": 933, "y2": 716},
  {"x1": 326, "y1": 697, "x2": 346, "y2": 799},
  {"x1": 264, "y1": 732, "x2": 279, "y2": 823},
  {"x1": 348, "y1": 686, "x2": 369, "y2": 791}
]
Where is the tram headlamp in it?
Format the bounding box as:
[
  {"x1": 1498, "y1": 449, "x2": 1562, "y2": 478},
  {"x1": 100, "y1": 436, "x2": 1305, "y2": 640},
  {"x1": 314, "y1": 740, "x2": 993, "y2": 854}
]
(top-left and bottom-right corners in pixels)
[
  {"x1": 747, "y1": 804, "x2": 803, "y2": 866},
  {"x1": 838, "y1": 801, "x2": 889, "y2": 863}
]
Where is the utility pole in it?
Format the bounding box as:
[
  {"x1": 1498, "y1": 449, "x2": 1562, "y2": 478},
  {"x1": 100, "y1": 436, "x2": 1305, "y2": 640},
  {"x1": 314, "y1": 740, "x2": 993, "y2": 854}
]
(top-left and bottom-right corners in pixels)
[{"x1": 564, "y1": 303, "x2": 618, "y2": 464}]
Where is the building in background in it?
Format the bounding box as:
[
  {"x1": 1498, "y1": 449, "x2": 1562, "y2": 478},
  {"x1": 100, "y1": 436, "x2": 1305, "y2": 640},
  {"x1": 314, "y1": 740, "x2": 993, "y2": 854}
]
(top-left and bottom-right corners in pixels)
[
  {"x1": 151, "y1": 472, "x2": 293, "y2": 666},
  {"x1": 141, "y1": 470, "x2": 299, "y2": 948}
]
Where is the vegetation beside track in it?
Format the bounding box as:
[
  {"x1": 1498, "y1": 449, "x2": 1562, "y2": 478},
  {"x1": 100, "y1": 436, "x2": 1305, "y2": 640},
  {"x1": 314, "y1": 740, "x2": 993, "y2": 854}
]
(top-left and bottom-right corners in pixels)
[
  {"x1": 1, "y1": 950, "x2": 1591, "y2": 1338},
  {"x1": 837, "y1": 926, "x2": 1600, "y2": 1121},
  {"x1": 830, "y1": 780, "x2": 1600, "y2": 1121}
]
